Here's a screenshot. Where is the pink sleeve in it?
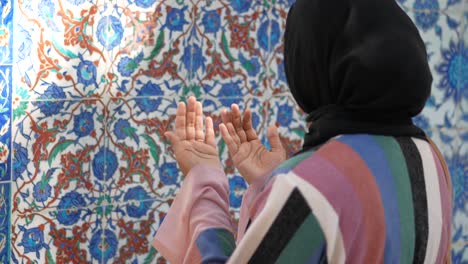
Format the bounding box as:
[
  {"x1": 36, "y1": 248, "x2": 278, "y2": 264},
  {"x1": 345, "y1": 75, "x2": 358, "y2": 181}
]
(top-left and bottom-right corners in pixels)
[
  {"x1": 236, "y1": 172, "x2": 272, "y2": 242},
  {"x1": 152, "y1": 165, "x2": 234, "y2": 264}
]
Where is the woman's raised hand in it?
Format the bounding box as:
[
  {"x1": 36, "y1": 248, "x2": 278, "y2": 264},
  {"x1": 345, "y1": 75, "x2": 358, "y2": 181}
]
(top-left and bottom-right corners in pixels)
[
  {"x1": 219, "y1": 104, "x2": 287, "y2": 184},
  {"x1": 165, "y1": 96, "x2": 222, "y2": 176}
]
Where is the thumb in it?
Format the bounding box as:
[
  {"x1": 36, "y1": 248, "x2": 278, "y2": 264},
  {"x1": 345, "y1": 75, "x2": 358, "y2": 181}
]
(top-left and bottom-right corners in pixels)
[
  {"x1": 267, "y1": 125, "x2": 284, "y2": 153},
  {"x1": 164, "y1": 131, "x2": 179, "y2": 145}
]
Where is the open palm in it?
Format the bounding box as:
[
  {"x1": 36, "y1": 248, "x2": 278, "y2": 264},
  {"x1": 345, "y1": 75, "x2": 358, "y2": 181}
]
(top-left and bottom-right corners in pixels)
[
  {"x1": 165, "y1": 96, "x2": 221, "y2": 176},
  {"x1": 220, "y1": 104, "x2": 286, "y2": 184}
]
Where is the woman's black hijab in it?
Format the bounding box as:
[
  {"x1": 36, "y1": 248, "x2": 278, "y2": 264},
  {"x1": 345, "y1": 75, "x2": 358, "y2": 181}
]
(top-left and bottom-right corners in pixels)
[{"x1": 284, "y1": 0, "x2": 432, "y2": 152}]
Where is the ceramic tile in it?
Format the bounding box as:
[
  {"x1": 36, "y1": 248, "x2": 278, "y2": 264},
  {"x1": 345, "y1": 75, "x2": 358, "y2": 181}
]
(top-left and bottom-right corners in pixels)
[
  {"x1": 14, "y1": 0, "x2": 111, "y2": 100},
  {"x1": 267, "y1": 0, "x2": 292, "y2": 96},
  {"x1": 0, "y1": 66, "x2": 11, "y2": 182},
  {"x1": 456, "y1": 7, "x2": 467, "y2": 129},
  {"x1": 103, "y1": 199, "x2": 169, "y2": 263},
  {"x1": 188, "y1": 0, "x2": 271, "y2": 98},
  {"x1": 12, "y1": 99, "x2": 106, "y2": 213},
  {"x1": 449, "y1": 129, "x2": 467, "y2": 216},
  {"x1": 105, "y1": 96, "x2": 180, "y2": 202},
  {"x1": 396, "y1": 0, "x2": 465, "y2": 12},
  {"x1": 105, "y1": 0, "x2": 191, "y2": 98},
  {"x1": 264, "y1": 94, "x2": 306, "y2": 158},
  {"x1": 0, "y1": 182, "x2": 11, "y2": 263},
  {"x1": 452, "y1": 206, "x2": 468, "y2": 259},
  {"x1": 11, "y1": 206, "x2": 103, "y2": 264},
  {"x1": 0, "y1": 0, "x2": 13, "y2": 64},
  {"x1": 451, "y1": 242, "x2": 468, "y2": 264},
  {"x1": 407, "y1": 10, "x2": 464, "y2": 129}
]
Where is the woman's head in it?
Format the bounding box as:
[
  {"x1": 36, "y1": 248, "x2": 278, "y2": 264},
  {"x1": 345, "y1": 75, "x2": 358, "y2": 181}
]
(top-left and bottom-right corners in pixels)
[{"x1": 284, "y1": 0, "x2": 432, "y2": 122}]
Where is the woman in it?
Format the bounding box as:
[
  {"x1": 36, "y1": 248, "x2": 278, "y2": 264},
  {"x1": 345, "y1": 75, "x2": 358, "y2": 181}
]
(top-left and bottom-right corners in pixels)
[{"x1": 153, "y1": 0, "x2": 452, "y2": 263}]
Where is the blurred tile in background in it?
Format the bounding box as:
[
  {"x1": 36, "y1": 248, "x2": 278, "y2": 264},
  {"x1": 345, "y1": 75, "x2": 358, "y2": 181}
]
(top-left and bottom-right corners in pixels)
[
  {"x1": 14, "y1": 0, "x2": 110, "y2": 100},
  {"x1": 0, "y1": 182, "x2": 11, "y2": 263},
  {"x1": 264, "y1": 94, "x2": 307, "y2": 158},
  {"x1": 407, "y1": 9, "x2": 465, "y2": 129},
  {"x1": 0, "y1": 0, "x2": 13, "y2": 64},
  {"x1": 0, "y1": 66, "x2": 11, "y2": 182},
  {"x1": 106, "y1": 0, "x2": 191, "y2": 98}
]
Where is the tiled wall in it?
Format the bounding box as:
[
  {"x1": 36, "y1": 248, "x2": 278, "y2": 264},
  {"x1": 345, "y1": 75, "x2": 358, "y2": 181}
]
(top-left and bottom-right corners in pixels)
[{"x1": 0, "y1": 0, "x2": 466, "y2": 263}]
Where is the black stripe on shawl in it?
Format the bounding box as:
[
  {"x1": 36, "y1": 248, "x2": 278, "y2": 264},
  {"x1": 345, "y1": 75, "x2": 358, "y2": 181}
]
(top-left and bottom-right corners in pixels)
[
  {"x1": 248, "y1": 188, "x2": 323, "y2": 263},
  {"x1": 396, "y1": 137, "x2": 428, "y2": 263}
]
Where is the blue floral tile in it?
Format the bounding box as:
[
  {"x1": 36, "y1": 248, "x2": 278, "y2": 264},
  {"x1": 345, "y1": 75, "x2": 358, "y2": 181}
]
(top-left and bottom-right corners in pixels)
[
  {"x1": 105, "y1": 96, "x2": 180, "y2": 203},
  {"x1": 0, "y1": 182, "x2": 11, "y2": 263},
  {"x1": 407, "y1": 10, "x2": 465, "y2": 128},
  {"x1": 103, "y1": 199, "x2": 169, "y2": 263},
  {"x1": 12, "y1": 99, "x2": 106, "y2": 213},
  {"x1": 0, "y1": 0, "x2": 13, "y2": 64},
  {"x1": 0, "y1": 66, "x2": 11, "y2": 182},
  {"x1": 14, "y1": 0, "x2": 112, "y2": 100},
  {"x1": 106, "y1": 0, "x2": 191, "y2": 98},
  {"x1": 457, "y1": 10, "x2": 468, "y2": 129},
  {"x1": 451, "y1": 242, "x2": 468, "y2": 264},
  {"x1": 264, "y1": 94, "x2": 306, "y2": 158},
  {"x1": 268, "y1": 0, "x2": 292, "y2": 96},
  {"x1": 11, "y1": 206, "x2": 103, "y2": 263},
  {"x1": 437, "y1": 128, "x2": 467, "y2": 215},
  {"x1": 396, "y1": 0, "x2": 465, "y2": 12},
  {"x1": 188, "y1": 0, "x2": 271, "y2": 98}
]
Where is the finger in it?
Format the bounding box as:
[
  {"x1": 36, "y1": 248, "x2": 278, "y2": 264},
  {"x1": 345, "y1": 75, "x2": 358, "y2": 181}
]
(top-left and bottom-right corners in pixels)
[
  {"x1": 226, "y1": 123, "x2": 241, "y2": 146},
  {"x1": 186, "y1": 96, "x2": 196, "y2": 140},
  {"x1": 175, "y1": 102, "x2": 186, "y2": 140},
  {"x1": 205, "y1": 117, "x2": 216, "y2": 147},
  {"x1": 231, "y1": 104, "x2": 247, "y2": 142},
  {"x1": 221, "y1": 109, "x2": 232, "y2": 125},
  {"x1": 243, "y1": 109, "x2": 258, "y2": 141},
  {"x1": 220, "y1": 124, "x2": 238, "y2": 155},
  {"x1": 267, "y1": 125, "x2": 284, "y2": 153},
  {"x1": 165, "y1": 131, "x2": 180, "y2": 145},
  {"x1": 195, "y1": 101, "x2": 205, "y2": 141}
]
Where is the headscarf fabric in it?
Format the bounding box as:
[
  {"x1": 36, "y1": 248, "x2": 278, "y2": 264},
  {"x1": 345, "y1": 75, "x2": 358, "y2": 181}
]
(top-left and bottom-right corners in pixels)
[{"x1": 283, "y1": 0, "x2": 432, "y2": 151}]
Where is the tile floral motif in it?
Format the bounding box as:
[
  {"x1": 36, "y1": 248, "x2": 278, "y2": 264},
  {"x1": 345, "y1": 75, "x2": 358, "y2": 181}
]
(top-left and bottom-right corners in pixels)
[
  {"x1": 0, "y1": 66, "x2": 11, "y2": 182},
  {"x1": 14, "y1": 0, "x2": 112, "y2": 100},
  {"x1": 268, "y1": 0, "x2": 293, "y2": 95},
  {"x1": 406, "y1": 9, "x2": 465, "y2": 129},
  {"x1": 106, "y1": 0, "x2": 191, "y2": 98},
  {"x1": 11, "y1": 206, "x2": 103, "y2": 263},
  {"x1": 103, "y1": 200, "x2": 169, "y2": 263},
  {"x1": 0, "y1": 182, "x2": 10, "y2": 263},
  {"x1": 0, "y1": 0, "x2": 13, "y2": 64},
  {"x1": 264, "y1": 94, "x2": 307, "y2": 158},
  {"x1": 188, "y1": 0, "x2": 273, "y2": 98},
  {"x1": 457, "y1": 8, "x2": 467, "y2": 129},
  {"x1": 396, "y1": 0, "x2": 465, "y2": 12},
  {"x1": 105, "y1": 96, "x2": 179, "y2": 202},
  {"x1": 12, "y1": 99, "x2": 106, "y2": 213},
  {"x1": 451, "y1": 242, "x2": 468, "y2": 264}
]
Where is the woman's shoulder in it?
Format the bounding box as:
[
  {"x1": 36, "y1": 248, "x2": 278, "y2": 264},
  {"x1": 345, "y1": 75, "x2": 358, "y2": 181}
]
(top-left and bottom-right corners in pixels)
[{"x1": 270, "y1": 134, "x2": 406, "y2": 178}]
